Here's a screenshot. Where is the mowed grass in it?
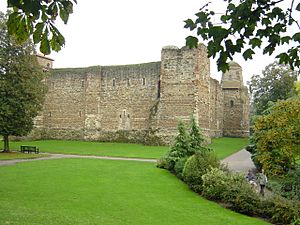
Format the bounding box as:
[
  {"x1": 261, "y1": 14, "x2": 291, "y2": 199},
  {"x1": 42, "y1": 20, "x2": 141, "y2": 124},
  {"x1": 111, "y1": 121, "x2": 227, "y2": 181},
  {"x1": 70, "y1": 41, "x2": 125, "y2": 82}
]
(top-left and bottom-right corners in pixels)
[
  {"x1": 6, "y1": 137, "x2": 249, "y2": 160},
  {"x1": 0, "y1": 159, "x2": 268, "y2": 225},
  {"x1": 209, "y1": 137, "x2": 249, "y2": 159},
  {"x1": 0, "y1": 152, "x2": 50, "y2": 160},
  {"x1": 9, "y1": 140, "x2": 169, "y2": 159}
]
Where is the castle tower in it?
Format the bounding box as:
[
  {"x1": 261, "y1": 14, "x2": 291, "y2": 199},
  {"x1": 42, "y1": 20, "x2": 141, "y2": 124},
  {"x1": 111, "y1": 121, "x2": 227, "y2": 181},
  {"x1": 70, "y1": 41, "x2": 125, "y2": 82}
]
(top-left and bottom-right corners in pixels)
[
  {"x1": 221, "y1": 62, "x2": 250, "y2": 137},
  {"x1": 35, "y1": 54, "x2": 54, "y2": 72},
  {"x1": 154, "y1": 44, "x2": 210, "y2": 140}
]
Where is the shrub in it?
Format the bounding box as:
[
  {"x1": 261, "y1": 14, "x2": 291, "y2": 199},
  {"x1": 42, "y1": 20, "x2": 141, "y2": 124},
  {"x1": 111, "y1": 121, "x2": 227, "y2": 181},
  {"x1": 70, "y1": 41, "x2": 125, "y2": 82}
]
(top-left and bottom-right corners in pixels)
[
  {"x1": 267, "y1": 165, "x2": 300, "y2": 201},
  {"x1": 202, "y1": 167, "x2": 259, "y2": 215},
  {"x1": 161, "y1": 121, "x2": 190, "y2": 172},
  {"x1": 174, "y1": 157, "x2": 188, "y2": 180},
  {"x1": 182, "y1": 151, "x2": 220, "y2": 193},
  {"x1": 259, "y1": 196, "x2": 300, "y2": 225},
  {"x1": 201, "y1": 167, "x2": 230, "y2": 201},
  {"x1": 158, "y1": 118, "x2": 210, "y2": 175},
  {"x1": 156, "y1": 156, "x2": 168, "y2": 169},
  {"x1": 222, "y1": 174, "x2": 260, "y2": 216}
]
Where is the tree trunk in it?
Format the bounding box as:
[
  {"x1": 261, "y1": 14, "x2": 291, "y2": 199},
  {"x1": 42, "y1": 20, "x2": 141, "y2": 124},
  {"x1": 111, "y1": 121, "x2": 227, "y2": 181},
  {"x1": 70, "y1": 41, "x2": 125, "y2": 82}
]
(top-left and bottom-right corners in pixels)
[{"x1": 3, "y1": 135, "x2": 10, "y2": 153}]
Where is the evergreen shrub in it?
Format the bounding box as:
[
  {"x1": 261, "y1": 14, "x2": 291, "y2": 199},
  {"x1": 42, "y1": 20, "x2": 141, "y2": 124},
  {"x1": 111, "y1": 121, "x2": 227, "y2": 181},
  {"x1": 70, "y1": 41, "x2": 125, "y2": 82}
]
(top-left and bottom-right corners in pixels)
[
  {"x1": 182, "y1": 151, "x2": 219, "y2": 193},
  {"x1": 202, "y1": 167, "x2": 259, "y2": 215}
]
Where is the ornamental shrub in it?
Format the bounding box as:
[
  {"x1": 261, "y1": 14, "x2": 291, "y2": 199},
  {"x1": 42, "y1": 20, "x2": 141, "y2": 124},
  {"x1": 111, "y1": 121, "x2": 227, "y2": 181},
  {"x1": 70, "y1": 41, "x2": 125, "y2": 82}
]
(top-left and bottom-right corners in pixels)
[
  {"x1": 267, "y1": 165, "x2": 300, "y2": 201},
  {"x1": 174, "y1": 157, "x2": 188, "y2": 180},
  {"x1": 259, "y1": 196, "x2": 300, "y2": 225},
  {"x1": 201, "y1": 167, "x2": 230, "y2": 201},
  {"x1": 182, "y1": 151, "x2": 220, "y2": 193},
  {"x1": 222, "y1": 174, "x2": 260, "y2": 216},
  {"x1": 157, "y1": 118, "x2": 210, "y2": 174},
  {"x1": 202, "y1": 167, "x2": 259, "y2": 215}
]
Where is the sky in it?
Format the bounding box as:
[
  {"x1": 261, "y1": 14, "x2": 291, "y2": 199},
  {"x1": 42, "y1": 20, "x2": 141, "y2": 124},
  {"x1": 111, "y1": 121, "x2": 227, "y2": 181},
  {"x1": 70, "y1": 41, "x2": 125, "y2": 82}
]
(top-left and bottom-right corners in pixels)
[{"x1": 0, "y1": 1, "x2": 298, "y2": 83}]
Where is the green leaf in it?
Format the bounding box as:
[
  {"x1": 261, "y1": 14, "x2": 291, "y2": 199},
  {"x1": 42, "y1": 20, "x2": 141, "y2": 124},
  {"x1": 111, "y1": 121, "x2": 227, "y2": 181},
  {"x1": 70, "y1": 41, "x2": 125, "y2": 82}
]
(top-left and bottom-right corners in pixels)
[
  {"x1": 185, "y1": 36, "x2": 198, "y2": 49},
  {"x1": 59, "y1": 5, "x2": 69, "y2": 24},
  {"x1": 40, "y1": 30, "x2": 51, "y2": 55},
  {"x1": 296, "y1": 3, "x2": 300, "y2": 11},
  {"x1": 33, "y1": 22, "x2": 44, "y2": 44},
  {"x1": 195, "y1": 11, "x2": 208, "y2": 24},
  {"x1": 249, "y1": 38, "x2": 262, "y2": 49},
  {"x1": 292, "y1": 32, "x2": 300, "y2": 42},
  {"x1": 242, "y1": 48, "x2": 255, "y2": 60},
  {"x1": 276, "y1": 53, "x2": 290, "y2": 65},
  {"x1": 281, "y1": 36, "x2": 291, "y2": 44},
  {"x1": 184, "y1": 19, "x2": 196, "y2": 30}
]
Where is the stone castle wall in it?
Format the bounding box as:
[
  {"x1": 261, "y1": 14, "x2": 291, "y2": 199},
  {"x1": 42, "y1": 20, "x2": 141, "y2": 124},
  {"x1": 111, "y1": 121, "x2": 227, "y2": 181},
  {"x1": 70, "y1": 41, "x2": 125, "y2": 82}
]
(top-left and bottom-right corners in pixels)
[{"x1": 32, "y1": 45, "x2": 250, "y2": 144}]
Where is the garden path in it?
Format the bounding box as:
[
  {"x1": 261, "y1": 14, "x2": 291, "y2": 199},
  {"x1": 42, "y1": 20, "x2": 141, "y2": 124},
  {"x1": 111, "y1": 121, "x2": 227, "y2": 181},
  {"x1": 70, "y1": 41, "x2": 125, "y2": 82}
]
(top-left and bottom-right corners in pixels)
[
  {"x1": 221, "y1": 149, "x2": 255, "y2": 174},
  {"x1": 0, "y1": 153, "x2": 156, "y2": 166},
  {"x1": 0, "y1": 149, "x2": 255, "y2": 173}
]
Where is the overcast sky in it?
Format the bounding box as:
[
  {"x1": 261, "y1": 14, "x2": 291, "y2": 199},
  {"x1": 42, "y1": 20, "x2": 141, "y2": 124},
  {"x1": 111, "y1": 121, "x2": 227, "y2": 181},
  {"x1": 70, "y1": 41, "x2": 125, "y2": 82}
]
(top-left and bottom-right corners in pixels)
[{"x1": 0, "y1": 1, "x2": 298, "y2": 83}]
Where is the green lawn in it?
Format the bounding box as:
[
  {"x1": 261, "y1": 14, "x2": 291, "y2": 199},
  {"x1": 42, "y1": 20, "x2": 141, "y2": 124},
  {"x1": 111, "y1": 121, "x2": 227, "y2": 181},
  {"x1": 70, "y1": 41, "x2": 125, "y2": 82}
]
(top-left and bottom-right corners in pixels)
[
  {"x1": 5, "y1": 137, "x2": 249, "y2": 160},
  {"x1": 9, "y1": 140, "x2": 169, "y2": 159},
  {"x1": 0, "y1": 159, "x2": 268, "y2": 225},
  {"x1": 0, "y1": 152, "x2": 49, "y2": 160},
  {"x1": 209, "y1": 137, "x2": 249, "y2": 159}
]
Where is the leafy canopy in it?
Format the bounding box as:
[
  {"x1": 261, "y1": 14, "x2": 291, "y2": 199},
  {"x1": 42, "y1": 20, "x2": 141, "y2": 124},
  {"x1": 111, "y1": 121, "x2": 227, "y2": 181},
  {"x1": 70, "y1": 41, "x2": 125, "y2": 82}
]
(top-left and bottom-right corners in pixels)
[
  {"x1": 185, "y1": 0, "x2": 300, "y2": 72},
  {"x1": 248, "y1": 61, "x2": 298, "y2": 115},
  {"x1": 0, "y1": 11, "x2": 47, "y2": 152},
  {"x1": 5, "y1": 0, "x2": 77, "y2": 55},
  {"x1": 252, "y1": 96, "x2": 300, "y2": 177}
]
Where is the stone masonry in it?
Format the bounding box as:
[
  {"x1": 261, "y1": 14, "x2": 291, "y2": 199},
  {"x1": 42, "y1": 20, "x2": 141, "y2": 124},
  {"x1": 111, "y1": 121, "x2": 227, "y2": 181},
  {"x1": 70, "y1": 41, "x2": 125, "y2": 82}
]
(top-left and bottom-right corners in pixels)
[{"x1": 33, "y1": 45, "x2": 250, "y2": 144}]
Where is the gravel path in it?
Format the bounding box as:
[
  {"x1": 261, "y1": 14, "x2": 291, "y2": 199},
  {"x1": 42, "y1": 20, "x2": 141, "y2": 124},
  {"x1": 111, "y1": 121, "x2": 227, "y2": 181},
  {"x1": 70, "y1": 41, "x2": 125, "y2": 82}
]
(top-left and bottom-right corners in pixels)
[
  {"x1": 221, "y1": 149, "x2": 255, "y2": 174},
  {"x1": 0, "y1": 153, "x2": 156, "y2": 166},
  {"x1": 1, "y1": 149, "x2": 255, "y2": 174}
]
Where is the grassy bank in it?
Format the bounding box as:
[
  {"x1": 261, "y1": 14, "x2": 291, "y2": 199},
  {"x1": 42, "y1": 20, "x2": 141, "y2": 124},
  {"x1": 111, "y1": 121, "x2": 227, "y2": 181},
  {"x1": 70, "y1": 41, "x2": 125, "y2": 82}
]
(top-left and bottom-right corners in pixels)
[{"x1": 0, "y1": 158, "x2": 267, "y2": 225}]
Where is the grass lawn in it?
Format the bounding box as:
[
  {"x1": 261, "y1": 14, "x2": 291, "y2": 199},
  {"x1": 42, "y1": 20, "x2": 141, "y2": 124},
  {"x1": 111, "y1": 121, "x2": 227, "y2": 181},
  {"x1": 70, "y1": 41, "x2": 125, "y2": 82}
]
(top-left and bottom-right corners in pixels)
[
  {"x1": 0, "y1": 159, "x2": 268, "y2": 225},
  {"x1": 6, "y1": 137, "x2": 249, "y2": 160},
  {"x1": 0, "y1": 152, "x2": 49, "y2": 160},
  {"x1": 209, "y1": 137, "x2": 249, "y2": 159},
  {"x1": 9, "y1": 140, "x2": 169, "y2": 159}
]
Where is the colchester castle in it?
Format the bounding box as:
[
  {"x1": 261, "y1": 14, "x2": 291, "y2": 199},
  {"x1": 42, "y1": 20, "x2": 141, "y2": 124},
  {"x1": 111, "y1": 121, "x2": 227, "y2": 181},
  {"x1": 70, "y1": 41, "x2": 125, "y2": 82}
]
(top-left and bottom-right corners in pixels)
[{"x1": 34, "y1": 44, "x2": 250, "y2": 145}]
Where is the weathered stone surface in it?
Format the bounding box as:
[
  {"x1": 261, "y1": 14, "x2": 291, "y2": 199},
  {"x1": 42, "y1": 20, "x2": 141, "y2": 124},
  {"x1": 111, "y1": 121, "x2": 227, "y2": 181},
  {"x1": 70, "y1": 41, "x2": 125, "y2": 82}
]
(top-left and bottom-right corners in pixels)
[{"x1": 30, "y1": 45, "x2": 250, "y2": 145}]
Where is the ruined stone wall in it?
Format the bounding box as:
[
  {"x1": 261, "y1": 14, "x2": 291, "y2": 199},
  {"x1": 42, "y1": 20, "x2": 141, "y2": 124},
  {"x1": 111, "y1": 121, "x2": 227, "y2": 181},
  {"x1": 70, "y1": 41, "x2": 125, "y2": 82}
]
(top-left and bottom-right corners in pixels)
[
  {"x1": 41, "y1": 69, "x2": 88, "y2": 139},
  {"x1": 154, "y1": 46, "x2": 199, "y2": 140},
  {"x1": 222, "y1": 62, "x2": 250, "y2": 137},
  {"x1": 39, "y1": 63, "x2": 162, "y2": 143},
  {"x1": 30, "y1": 45, "x2": 249, "y2": 144},
  {"x1": 209, "y1": 78, "x2": 224, "y2": 137},
  {"x1": 85, "y1": 63, "x2": 161, "y2": 142}
]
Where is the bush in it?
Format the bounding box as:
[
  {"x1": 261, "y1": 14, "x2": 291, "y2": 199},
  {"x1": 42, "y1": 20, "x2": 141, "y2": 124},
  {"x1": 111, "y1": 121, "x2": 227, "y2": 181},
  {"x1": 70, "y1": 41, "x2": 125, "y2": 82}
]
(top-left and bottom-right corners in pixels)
[
  {"x1": 182, "y1": 151, "x2": 220, "y2": 193},
  {"x1": 201, "y1": 167, "x2": 230, "y2": 201},
  {"x1": 222, "y1": 174, "x2": 260, "y2": 216},
  {"x1": 158, "y1": 118, "x2": 210, "y2": 175},
  {"x1": 174, "y1": 157, "x2": 188, "y2": 180},
  {"x1": 267, "y1": 166, "x2": 300, "y2": 201},
  {"x1": 259, "y1": 196, "x2": 300, "y2": 225},
  {"x1": 156, "y1": 156, "x2": 168, "y2": 169},
  {"x1": 202, "y1": 167, "x2": 259, "y2": 215}
]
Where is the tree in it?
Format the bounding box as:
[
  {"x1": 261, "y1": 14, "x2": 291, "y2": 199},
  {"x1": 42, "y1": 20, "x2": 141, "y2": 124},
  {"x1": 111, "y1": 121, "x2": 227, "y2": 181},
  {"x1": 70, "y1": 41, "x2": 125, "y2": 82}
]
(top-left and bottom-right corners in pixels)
[
  {"x1": 0, "y1": 12, "x2": 47, "y2": 152},
  {"x1": 252, "y1": 96, "x2": 300, "y2": 177},
  {"x1": 185, "y1": 0, "x2": 300, "y2": 72},
  {"x1": 189, "y1": 116, "x2": 207, "y2": 152},
  {"x1": 4, "y1": 0, "x2": 77, "y2": 55},
  {"x1": 248, "y1": 61, "x2": 298, "y2": 115}
]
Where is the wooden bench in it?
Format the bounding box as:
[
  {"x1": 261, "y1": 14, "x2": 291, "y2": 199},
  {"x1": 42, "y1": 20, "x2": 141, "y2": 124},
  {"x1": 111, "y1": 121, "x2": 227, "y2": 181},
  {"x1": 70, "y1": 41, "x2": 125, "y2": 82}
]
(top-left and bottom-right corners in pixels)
[{"x1": 20, "y1": 146, "x2": 39, "y2": 154}]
